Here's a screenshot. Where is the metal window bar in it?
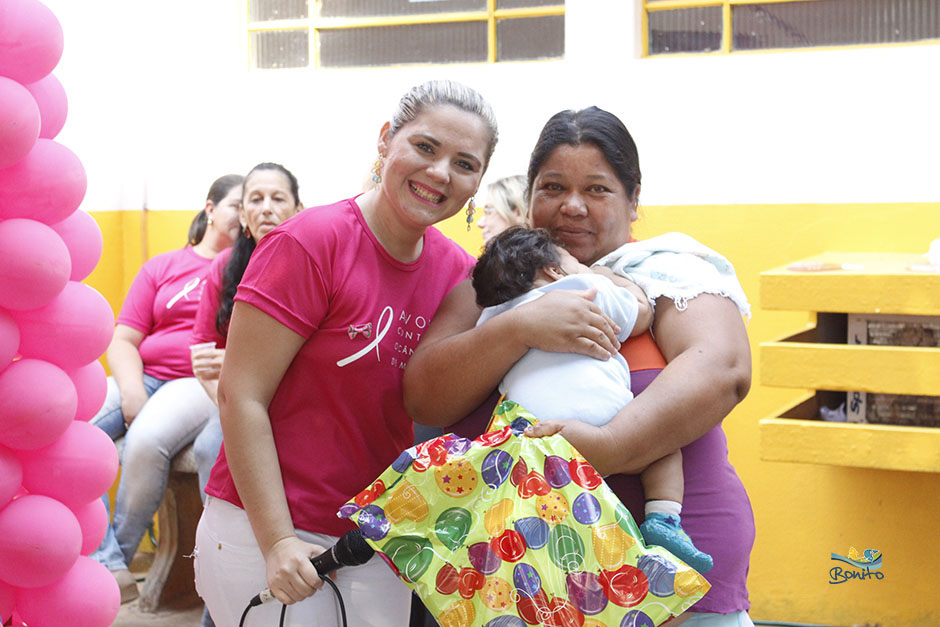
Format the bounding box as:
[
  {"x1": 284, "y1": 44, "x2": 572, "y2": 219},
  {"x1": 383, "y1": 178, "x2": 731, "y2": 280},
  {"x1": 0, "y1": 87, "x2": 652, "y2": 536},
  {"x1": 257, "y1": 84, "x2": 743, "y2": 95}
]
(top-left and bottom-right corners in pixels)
[
  {"x1": 247, "y1": 0, "x2": 565, "y2": 68},
  {"x1": 644, "y1": 0, "x2": 940, "y2": 55}
]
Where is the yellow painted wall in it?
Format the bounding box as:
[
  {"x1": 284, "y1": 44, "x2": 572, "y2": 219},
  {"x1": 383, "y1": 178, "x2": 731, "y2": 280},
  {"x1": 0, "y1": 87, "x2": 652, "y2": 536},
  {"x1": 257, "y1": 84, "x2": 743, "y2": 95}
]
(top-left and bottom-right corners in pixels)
[{"x1": 88, "y1": 203, "x2": 940, "y2": 625}]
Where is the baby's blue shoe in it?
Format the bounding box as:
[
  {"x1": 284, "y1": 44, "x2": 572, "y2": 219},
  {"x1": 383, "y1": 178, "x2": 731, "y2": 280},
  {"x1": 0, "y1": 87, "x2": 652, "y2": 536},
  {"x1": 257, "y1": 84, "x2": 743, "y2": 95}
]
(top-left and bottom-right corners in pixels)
[{"x1": 640, "y1": 513, "x2": 713, "y2": 573}]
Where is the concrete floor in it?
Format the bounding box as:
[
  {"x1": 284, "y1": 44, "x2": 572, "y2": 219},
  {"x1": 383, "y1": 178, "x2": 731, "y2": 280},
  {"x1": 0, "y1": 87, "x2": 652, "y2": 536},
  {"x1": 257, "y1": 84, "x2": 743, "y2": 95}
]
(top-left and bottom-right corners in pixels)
[
  {"x1": 112, "y1": 601, "x2": 203, "y2": 627},
  {"x1": 110, "y1": 553, "x2": 204, "y2": 627}
]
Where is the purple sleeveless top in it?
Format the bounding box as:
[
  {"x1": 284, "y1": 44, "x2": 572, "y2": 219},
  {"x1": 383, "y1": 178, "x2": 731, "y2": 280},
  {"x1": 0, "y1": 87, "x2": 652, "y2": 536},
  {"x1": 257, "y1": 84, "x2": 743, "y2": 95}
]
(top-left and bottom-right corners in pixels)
[{"x1": 453, "y1": 376, "x2": 754, "y2": 614}]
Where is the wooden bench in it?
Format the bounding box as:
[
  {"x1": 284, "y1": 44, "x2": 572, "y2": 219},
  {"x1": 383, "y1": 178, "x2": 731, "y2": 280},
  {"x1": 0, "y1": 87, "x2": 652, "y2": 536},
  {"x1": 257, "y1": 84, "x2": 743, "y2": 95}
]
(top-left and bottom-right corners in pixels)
[
  {"x1": 112, "y1": 438, "x2": 204, "y2": 612},
  {"x1": 137, "y1": 442, "x2": 204, "y2": 612}
]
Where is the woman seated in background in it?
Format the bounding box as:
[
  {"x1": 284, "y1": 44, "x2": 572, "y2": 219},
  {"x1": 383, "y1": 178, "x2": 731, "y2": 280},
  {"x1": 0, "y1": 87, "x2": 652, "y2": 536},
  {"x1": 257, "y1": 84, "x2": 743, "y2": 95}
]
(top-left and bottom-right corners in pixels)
[
  {"x1": 90, "y1": 174, "x2": 244, "y2": 603},
  {"x1": 190, "y1": 162, "x2": 303, "y2": 495},
  {"x1": 476, "y1": 174, "x2": 528, "y2": 243}
]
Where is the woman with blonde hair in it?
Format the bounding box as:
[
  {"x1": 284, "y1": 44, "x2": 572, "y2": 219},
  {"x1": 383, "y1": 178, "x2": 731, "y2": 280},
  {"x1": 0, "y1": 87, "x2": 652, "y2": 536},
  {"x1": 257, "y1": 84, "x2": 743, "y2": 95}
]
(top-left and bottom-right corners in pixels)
[
  {"x1": 477, "y1": 174, "x2": 527, "y2": 243},
  {"x1": 195, "y1": 80, "x2": 498, "y2": 627}
]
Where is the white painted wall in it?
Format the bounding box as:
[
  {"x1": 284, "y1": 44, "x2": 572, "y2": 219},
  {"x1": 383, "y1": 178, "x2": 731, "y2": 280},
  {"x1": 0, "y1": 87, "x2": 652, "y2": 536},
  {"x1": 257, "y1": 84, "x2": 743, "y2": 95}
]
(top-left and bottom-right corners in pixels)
[{"x1": 44, "y1": 0, "x2": 940, "y2": 211}]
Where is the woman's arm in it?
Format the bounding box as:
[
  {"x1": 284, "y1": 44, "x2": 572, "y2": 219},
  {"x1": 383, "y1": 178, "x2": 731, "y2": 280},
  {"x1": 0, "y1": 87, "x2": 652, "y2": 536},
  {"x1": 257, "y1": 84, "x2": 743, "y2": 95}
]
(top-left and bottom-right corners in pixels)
[
  {"x1": 403, "y1": 278, "x2": 622, "y2": 427},
  {"x1": 192, "y1": 347, "x2": 224, "y2": 405},
  {"x1": 528, "y1": 294, "x2": 751, "y2": 476},
  {"x1": 217, "y1": 301, "x2": 325, "y2": 605},
  {"x1": 106, "y1": 324, "x2": 148, "y2": 426}
]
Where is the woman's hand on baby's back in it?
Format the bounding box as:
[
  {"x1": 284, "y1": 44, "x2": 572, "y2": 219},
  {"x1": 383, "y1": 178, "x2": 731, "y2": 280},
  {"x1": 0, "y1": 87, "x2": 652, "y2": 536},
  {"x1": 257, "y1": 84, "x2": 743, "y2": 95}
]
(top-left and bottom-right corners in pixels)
[{"x1": 511, "y1": 288, "x2": 620, "y2": 360}]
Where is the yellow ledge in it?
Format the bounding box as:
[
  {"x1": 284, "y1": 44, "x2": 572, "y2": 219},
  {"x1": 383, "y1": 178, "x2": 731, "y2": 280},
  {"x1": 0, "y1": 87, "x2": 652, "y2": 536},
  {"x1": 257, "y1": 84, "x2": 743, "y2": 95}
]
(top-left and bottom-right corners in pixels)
[
  {"x1": 761, "y1": 252, "x2": 940, "y2": 315},
  {"x1": 760, "y1": 394, "x2": 940, "y2": 472},
  {"x1": 761, "y1": 340, "x2": 940, "y2": 395}
]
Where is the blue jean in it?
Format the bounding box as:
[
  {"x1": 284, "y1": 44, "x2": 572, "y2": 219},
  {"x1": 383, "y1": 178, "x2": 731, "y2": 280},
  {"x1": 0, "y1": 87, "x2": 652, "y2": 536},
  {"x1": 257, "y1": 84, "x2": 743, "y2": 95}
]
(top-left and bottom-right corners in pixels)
[
  {"x1": 193, "y1": 406, "x2": 222, "y2": 499},
  {"x1": 90, "y1": 375, "x2": 215, "y2": 570}
]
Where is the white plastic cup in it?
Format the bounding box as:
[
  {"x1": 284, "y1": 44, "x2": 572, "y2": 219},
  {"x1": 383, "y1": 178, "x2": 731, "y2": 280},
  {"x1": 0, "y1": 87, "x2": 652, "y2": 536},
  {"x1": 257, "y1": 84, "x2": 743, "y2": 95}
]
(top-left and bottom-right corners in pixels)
[{"x1": 189, "y1": 341, "x2": 216, "y2": 358}]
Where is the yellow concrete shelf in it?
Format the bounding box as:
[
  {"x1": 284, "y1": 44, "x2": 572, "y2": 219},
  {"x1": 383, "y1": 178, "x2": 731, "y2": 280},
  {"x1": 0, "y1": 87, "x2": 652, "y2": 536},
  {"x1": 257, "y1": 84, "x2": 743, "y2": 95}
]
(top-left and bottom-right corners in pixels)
[
  {"x1": 760, "y1": 393, "x2": 940, "y2": 472},
  {"x1": 761, "y1": 252, "x2": 940, "y2": 315},
  {"x1": 759, "y1": 252, "x2": 940, "y2": 473},
  {"x1": 761, "y1": 335, "x2": 940, "y2": 395}
]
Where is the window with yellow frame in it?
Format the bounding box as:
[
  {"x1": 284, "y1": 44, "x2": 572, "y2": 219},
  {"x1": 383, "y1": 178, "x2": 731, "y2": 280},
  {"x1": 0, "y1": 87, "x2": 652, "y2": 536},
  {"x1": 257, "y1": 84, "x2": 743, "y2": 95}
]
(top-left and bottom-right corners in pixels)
[
  {"x1": 643, "y1": 0, "x2": 940, "y2": 55},
  {"x1": 248, "y1": 0, "x2": 565, "y2": 69}
]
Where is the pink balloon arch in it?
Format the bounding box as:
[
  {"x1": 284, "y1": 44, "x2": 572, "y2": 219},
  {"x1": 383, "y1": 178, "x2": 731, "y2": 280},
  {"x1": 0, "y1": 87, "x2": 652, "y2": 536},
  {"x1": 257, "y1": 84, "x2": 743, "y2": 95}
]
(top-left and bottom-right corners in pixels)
[{"x1": 0, "y1": 1, "x2": 119, "y2": 624}]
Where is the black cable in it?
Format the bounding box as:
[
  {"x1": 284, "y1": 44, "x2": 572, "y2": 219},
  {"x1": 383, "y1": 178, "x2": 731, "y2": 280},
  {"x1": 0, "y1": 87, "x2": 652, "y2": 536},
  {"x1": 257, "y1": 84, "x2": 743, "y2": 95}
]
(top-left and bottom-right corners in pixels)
[
  {"x1": 320, "y1": 576, "x2": 347, "y2": 627},
  {"x1": 238, "y1": 576, "x2": 348, "y2": 627},
  {"x1": 238, "y1": 601, "x2": 252, "y2": 627}
]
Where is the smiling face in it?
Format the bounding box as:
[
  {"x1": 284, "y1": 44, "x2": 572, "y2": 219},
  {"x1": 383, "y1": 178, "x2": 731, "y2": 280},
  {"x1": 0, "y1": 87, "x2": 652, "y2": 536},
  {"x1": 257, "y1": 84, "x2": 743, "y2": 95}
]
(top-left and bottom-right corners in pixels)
[
  {"x1": 530, "y1": 143, "x2": 638, "y2": 265},
  {"x1": 206, "y1": 184, "x2": 242, "y2": 246},
  {"x1": 239, "y1": 169, "x2": 301, "y2": 243},
  {"x1": 377, "y1": 104, "x2": 489, "y2": 234}
]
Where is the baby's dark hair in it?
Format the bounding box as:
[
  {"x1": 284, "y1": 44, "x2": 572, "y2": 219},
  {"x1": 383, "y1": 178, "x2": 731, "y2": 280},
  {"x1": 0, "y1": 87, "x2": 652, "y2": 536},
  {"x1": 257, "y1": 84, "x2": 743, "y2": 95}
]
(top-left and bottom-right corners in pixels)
[{"x1": 472, "y1": 226, "x2": 561, "y2": 307}]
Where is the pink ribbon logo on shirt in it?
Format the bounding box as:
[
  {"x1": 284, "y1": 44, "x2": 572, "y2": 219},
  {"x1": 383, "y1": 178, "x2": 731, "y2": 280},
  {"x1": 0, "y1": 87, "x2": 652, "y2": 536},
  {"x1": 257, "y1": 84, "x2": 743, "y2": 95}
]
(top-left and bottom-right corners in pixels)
[
  {"x1": 337, "y1": 307, "x2": 392, "y2": 367},
  {"x1": 166, "y1": 277, "x2": 202, "y2": 309}
]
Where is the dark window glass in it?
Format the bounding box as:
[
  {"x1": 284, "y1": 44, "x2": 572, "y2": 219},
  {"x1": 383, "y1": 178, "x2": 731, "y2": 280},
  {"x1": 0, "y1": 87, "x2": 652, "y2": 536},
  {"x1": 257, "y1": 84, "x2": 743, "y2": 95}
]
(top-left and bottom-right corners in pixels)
[
  {"x1": 497, "y1": 16, "x2": 565, "y2": 61},
  {"x1": 734, "y1": 0, "x2": 940, "y2": 50},
  {"x1": 251, "y1": 0, "x2": 308, "y2": 22},
  {"x1": 251, "y1": 30, "x2": 309, "y2": 68},
  {"x1": 320, "y1": 0, "x2": 485, "y2": 18},
  {"x1": 648, "y1": 6, "x2": 723, "y2": 54},
  {"x1": 319, "y1": 21, "x2": 488, "y2": 67},
  {"x1": 498, "y1": 0, "x2": 564, "y2": 8}
]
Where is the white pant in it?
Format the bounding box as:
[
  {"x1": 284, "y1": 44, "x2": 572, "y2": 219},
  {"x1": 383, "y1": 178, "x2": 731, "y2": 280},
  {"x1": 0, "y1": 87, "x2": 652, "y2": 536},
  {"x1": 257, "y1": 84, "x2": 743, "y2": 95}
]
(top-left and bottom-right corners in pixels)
[{"x1": 195, "y1": 497, "x2": 411, "y2": 627}]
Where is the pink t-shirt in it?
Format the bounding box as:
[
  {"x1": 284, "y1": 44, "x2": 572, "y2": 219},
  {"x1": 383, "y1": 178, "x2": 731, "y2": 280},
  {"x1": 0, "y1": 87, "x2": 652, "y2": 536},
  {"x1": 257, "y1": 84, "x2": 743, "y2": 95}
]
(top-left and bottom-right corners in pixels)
[
  {"x1": 192, "y1": 247, "x2": 232, "y2": 349},
  {"x1": 205, "y1": 198, "x2": 476, "y2": 537},
  {"x1": 117, "y1": 246, "x2": 213, "y2": 380}
]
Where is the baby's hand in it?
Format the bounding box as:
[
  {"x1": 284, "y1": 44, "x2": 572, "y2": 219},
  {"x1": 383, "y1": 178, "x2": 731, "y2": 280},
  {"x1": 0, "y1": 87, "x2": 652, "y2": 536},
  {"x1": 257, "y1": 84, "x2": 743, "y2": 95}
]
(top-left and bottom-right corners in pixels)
[
  {"x1": 524, "y1": 420, "x2": 614, "y2": 475},
  {"x1": 590, "y1": 268, "x2": 652, "y2": 334}
]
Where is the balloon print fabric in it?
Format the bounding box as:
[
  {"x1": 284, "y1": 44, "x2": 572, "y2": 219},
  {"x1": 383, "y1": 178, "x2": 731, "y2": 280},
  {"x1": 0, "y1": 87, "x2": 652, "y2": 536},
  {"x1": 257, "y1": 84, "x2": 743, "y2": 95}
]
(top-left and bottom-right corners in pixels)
[{"x1": 339, "y1": 401, "x2": 709, "y2": 627}]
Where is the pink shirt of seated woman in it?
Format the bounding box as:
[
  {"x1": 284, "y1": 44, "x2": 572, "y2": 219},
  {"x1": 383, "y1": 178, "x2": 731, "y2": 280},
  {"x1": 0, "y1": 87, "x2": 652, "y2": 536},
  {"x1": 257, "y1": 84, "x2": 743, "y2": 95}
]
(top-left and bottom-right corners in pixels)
[{"x1": 404, "y1": 107, "x2": 754, "y2": 625}]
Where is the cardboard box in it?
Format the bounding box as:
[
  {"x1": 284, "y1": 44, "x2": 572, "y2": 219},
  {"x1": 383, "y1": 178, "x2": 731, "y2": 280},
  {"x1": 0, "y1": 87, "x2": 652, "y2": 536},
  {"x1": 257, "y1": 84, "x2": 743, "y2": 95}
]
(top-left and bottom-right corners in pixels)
[{"x1": 847, "y1": 313, "x2": 940, "y2": 426}]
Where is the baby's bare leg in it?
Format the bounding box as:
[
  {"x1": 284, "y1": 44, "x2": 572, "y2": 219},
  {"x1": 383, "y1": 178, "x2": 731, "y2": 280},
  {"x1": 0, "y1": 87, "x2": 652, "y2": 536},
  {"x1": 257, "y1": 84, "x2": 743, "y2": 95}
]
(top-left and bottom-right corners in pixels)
[
  {"x1": 640, "y1": 449, "x2": 684, "y2": 504},
  {"x1": 638, "y1": 450, "x2": 714, "y2": 572}
]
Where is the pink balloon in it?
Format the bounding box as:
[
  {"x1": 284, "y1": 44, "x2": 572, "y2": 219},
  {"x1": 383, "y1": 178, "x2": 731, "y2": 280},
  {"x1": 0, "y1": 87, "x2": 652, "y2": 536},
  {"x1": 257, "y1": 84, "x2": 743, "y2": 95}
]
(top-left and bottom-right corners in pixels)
[
  {"x1": 0, "y1": 218, "x2": 71, "y2": 311},
  {"x1": 0, "y1": 358, "x2": 76, "y2": 451},
  {"x1": 0, "y1": 494, "x2": 81, "y2": 588},
  {"x1": 0, "y1": 76, "x2": 40, "y2": 169},
  {"x1": 49, "y1": 210, "x2": 103, "y2": 282},
  {"x1": 0, "y1": 309, "x2": 19, "y2": 370},
  {"x1": 71, "y1": 498, "x2": 109, "y2": 556},
  {"x1": 0, "y1": 445, "x2": 22, "y2": 508},
  {"x1": 18, "y1": 421, "x2": 118, "y2": 509},
  {"x1": 23, "y1": 73, "x2": 67, "y2": 139},
  {"x1": 0, "y1": 139, "x2": 87, "y2": 224},
  {"x1": 68, "y1": 360, "x2": 107, "y2": 422},
  {"x1": 12, "y1": 282, "x2": 114, "y2": 371},
  {"x1": 0, "y1": 0, "x2": 64, "y2": 84},
  {"x1": 15, "y1": 556, "x2": 120, "y2": 627},
  {"x1": 0, "y1": 579, "x2": 13, "y2": 624}
]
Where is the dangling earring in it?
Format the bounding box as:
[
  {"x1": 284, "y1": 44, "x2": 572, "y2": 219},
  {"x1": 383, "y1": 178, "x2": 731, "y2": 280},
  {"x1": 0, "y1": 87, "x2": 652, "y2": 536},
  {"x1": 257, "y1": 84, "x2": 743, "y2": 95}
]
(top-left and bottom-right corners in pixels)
[
  {"x1": 244, "y1": 225, "x2": 252, "y2": 239},
  {"x1": 207, "y1": 217, "x2": 214, "y2": 226},
  {"x1": 465, "y1": 197, "x2": 476, "y2": 231},
  {"x1": 371, "y1": 155, "x2": 384, "y2": 185}
]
